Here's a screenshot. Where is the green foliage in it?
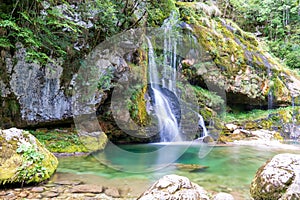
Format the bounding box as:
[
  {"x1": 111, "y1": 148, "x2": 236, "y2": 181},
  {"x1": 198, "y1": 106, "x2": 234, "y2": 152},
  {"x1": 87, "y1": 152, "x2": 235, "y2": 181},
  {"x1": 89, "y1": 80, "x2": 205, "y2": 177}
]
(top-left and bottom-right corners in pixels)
[
  {"x1": 0, "y1": 0, "x2": 144, "y2": 65},
  {"x1": 98, "y1": 67, "x2": 115, "y2": 91},
  {"x1": 268, "y1": 35, "x2": 300, "y2": 69},
  {"x1": 192, "y1": 85, "x2": 224, "y2": 111},
  {"x1": 146, "y1": 0, "x2": 177, "y2": 26},
  {"x1": 0, "y1": 0, "x2": 81, "y2": 65},
  {"x1": 222, "y1": 106, "x2": 296, "y2": 123},
  {"x1": 29, "y1": 129, "x2": 88, "y2": 153},
  {"x1": 217, "y1": 0, "x2": 300, "y2": 69},
  {"x1": 15, "y1": 142, "x2": 47, "y2": 185}
]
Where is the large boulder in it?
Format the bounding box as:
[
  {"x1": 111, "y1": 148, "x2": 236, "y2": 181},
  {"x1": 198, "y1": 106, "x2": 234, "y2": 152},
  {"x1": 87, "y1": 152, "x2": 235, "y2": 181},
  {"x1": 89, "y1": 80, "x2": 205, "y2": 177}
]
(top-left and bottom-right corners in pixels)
[
  {"x1": 0, "y1": 128, "x2": 58, "y2": 185},
  {"x1": 250, "y1": 153, "x2": 300, "y2": 200},
  {"x1": 138, "y1": 174, "x2": 210, "y2": 200}
]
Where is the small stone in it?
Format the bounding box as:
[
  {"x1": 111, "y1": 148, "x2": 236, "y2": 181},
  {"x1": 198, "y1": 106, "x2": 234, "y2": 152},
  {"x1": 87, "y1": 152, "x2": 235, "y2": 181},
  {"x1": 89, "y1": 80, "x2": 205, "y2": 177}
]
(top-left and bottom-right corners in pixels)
[
  {"x1": 45, "y1": 183, "x2": 56, "y2": 188},
  {"x1": 0, "y1": 191, "x2": 7, "y2": 196},
  {"x1": 85, "y1": 193, "x2": 96, "y2": 197},
  {"x1": 105, "y1": 188, "x2": 120, "y2": 198},
  {"x1": 14, "y1": 188, "x2": 22, "y2": 192},
  {"x1": 18, "y1": 191, "x2": 28, "y2": 198},
  {"x1": 43, "y1": 192, "x2": 59, "y2": 198},
  {"x1": 214, "y1": 192, "x2": 235, "y2": 200},
  {"x1": 84, "y1": 197, "x2": 99, "y2": 200},
  {"x1": 232, "y1": 129, "x2": 241, "y2": 134},
  {"x1": 71, "y1": 184, "x2": 103, "y2": 193},
  {"x1": 27, "y1": 193, "x2": 43, "y2": 199},
  {"x1": 225, "y1": 124, "x2": 238, "y2": 131},
  {"x1": 5, "y1": 192, "x2": 16, "y2": 200},
  {"x1": 31, "y1": 187, "x2": 45, "y2": 193}
]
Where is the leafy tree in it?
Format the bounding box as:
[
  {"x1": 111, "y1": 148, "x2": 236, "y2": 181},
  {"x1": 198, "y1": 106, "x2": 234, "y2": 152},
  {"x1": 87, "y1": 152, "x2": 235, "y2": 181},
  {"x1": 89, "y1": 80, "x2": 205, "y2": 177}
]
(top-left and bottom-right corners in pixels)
[{"x1": 217, "y1": 0, "x2": 300, "y2": 69}]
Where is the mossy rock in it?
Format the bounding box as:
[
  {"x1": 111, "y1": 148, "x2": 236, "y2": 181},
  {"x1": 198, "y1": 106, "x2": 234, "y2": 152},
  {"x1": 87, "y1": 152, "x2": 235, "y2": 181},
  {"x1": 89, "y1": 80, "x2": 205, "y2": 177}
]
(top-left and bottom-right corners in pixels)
[
  {"x1": 244, "y1": 121, "x2": 258, "y2": 130},
  {"x1": 250, "y1": 154, "x2": 300, "y2": 200},
  {"x1": 0, "y1": 128, "x2": 58, "y2": 186},
  {"x1": 175, "y1": 2, "x2": 300, "y2": 106},
  {"x1": 78, "y1": 131, "x2": 108, "y2": 152}
]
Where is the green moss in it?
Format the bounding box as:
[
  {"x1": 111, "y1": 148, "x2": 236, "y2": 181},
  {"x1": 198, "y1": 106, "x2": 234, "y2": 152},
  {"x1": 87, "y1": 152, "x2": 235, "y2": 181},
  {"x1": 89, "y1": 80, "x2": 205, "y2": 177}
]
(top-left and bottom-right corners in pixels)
[
  {"x1": 272, "y1": 76, "x2": 291, "y2": 103},
  {"x1": 0, "y1": 129, "x2": 58, "y2": 186},
  {"x1": 29, "y1": 129, "x2": 89, "y2": 153},
  {"x1": 147, "y1": 0, "x2": 177, "y2": 27},
  {"x1": 78, "y1": 133, "x2": 107, "y2": 152},
  {"x1": 192, "y1": 85, "x2": 224, "y2": 111}
]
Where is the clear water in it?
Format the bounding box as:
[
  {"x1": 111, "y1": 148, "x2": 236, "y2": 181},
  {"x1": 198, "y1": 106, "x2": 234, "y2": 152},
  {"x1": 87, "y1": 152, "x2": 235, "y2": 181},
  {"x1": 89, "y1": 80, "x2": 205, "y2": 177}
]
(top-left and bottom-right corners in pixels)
[{"x1": 55, "y1": 143, "x2": 300, "y2": 199}]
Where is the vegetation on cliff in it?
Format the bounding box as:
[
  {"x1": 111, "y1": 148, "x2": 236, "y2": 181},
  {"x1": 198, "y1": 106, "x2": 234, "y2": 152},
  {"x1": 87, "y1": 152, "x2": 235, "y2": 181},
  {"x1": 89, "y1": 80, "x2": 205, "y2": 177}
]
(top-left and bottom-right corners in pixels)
[{"x1": 0, "y1": 0, "x2": 299, "y2": 143}]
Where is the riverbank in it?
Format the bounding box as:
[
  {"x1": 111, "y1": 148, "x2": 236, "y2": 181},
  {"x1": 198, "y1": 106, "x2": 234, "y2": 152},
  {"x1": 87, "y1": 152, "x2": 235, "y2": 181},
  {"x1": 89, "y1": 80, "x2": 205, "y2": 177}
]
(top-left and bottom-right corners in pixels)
[{"x1": 1, "y1": 140, "x2": 300, "y2": 200}]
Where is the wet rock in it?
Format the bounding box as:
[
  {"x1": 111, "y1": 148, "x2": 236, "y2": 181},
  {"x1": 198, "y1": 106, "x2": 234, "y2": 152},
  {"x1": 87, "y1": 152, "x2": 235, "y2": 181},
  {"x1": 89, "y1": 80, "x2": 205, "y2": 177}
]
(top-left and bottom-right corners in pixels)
[
  {"x1": 174, "y1": 163, "x2": 209, "y2": 172},
  {"x1": 105, "y1": 187, "x2": 120, "y2": 197},
  {"x1": 71, "y1": 184, "x2": 103, "y2": 194},
  {"x1": 138, "y1": 174, "x2": 210, "y2": 200},
  {"x1": 213, "y1": 192, "x2": 235, "y2": 200},
  {"x1": 31, "y1": 187, "x2": 45, "y2": 193},
  {"x1": 203, "y1": 135, "x2": 214, "y2": 143},
  {"x1": 0, "y1": 128, "x2": 58, "y2": 186},
  {"x1": 250, "y1": 153, "x2": 300, "y2": 200}
]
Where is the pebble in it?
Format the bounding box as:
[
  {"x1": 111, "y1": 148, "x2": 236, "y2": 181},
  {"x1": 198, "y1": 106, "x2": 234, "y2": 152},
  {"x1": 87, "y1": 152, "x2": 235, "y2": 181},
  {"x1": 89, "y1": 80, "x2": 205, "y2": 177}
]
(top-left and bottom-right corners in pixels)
[
  {"x1": 27, "y1": 193, "x2": 42, "y2": 199},
  {"x1": 18, "y1": 191, "x2": 28, "y2": 198},
  {"x1": 5, "y1": 193, "x2": 17, "y2": 200},
  {"x1": 105, "y1": 187, "x2": 120, "y2": 198},
  {"x1": 71, "y1": 184, "x2": 103, "y2": 193},
  {"x1": 43, "y1": 192, "x2": 59, "y2": 198},
  {"x1": 44, "y1": 183, "x2": 56, "y2": 187},
  {"x1": 85, "y1": 193, "x2": 96, "y2": 197},
  {"x1": 31, "y1": 187, "x2": 45, "y2": 193}
]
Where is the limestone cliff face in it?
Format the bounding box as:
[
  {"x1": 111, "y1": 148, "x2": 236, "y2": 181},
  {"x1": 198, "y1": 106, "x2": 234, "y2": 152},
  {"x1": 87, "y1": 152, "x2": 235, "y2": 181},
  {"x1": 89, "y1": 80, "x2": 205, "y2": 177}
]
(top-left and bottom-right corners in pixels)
[
  {"x1": 0, "y1": 44, "x2": 72, "y2": 127},
  {"x1": 0, "y1": 42, "x2": 127, "y2": 128}
]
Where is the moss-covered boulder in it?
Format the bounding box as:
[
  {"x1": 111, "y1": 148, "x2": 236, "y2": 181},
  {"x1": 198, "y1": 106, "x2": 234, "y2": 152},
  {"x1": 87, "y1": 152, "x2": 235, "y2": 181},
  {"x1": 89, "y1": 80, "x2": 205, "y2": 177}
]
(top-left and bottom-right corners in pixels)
[
  {"x1": 250, "y1": 153, "x2": 300, "y2": 200},
  {"x1": 0, "y1": 128, "x2": 58, "y2": 186}
]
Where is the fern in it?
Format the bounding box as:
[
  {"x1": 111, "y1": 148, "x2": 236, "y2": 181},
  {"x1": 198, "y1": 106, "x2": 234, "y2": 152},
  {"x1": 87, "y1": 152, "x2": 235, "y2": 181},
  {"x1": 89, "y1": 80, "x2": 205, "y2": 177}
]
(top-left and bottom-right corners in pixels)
[{"x1": 0, "y1": 37, "x2": 13, "y2": 48}]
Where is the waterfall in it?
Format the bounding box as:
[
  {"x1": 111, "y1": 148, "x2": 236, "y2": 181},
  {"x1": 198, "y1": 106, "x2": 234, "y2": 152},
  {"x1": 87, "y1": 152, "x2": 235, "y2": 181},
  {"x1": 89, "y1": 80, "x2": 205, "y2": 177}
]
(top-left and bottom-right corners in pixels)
[
  {"x1": 198, "y1": 114, "x2": 208, "y2": 137},
  {"x1": 162, "y1": 11, "x2": 179, "y2": 93},
  {"x1": 146, "y1": 37, "x2": 181, "y2": 142},
  {"x1": 290, "y1": 96, "x2": 300, "y2": 139},
  {"x1": 146, "y1": 12, "x2": 209, "y2": 142},
  {"x1": 266, "y1": 60, "x2": 273, "y2": 109}
]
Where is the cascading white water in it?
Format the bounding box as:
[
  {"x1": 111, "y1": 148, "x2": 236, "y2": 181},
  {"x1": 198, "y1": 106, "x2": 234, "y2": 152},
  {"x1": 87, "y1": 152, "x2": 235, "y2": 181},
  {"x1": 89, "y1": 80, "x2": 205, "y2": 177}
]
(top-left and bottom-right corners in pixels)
[
  {"x1": 162, "y1": 11, "x2": 178, "y2": 93},
  {"x1": 152, "y1": 88, "x2": 181, "y2": 142},
  {"x1": 265, "y1": 59, "x2": 273, "y2": 109},
  {"x1": 146, "y1": 37, "x2": 181, "y2": 142},
  {"x1": 198, "y1": 114, "x2": 208, "y2": 137},
  {"x1": 146, "y1": 12, "x2": 209, "y2": 142}
]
